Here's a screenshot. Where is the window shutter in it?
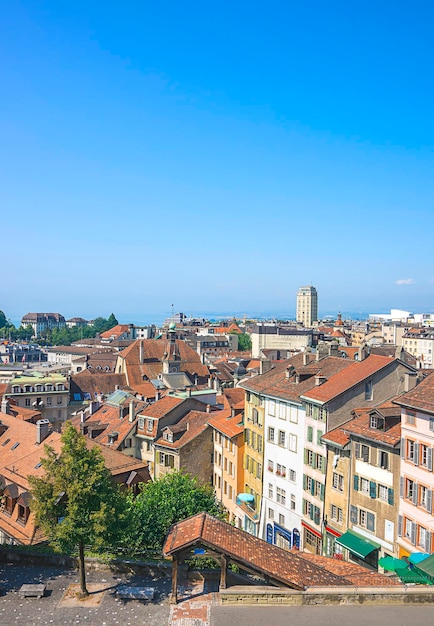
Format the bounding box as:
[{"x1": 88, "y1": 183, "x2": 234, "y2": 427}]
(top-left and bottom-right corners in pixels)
[
  {"x1": 412, "y1": 483, "x2": 418, "y2": 505},
  {"x1": 310, "y1": 504, "x2": 314, "y2": 520},
  {"x1": 355, "y1": 442, "x2": 360, "y2": 458},
  {"x1": 320, "y1": 483, "x2": 325, "y2": 501},
  {"x1": 414, "y1": 442, "x2": 419, "y2": 466},
  {"x1": 401, "y1": 438, "x2": 405, "y2": 459},
  {"x1": 304, "y1": 449, "x2": 308, "y2": 464},
  {"x1": 428, "y1": 447, "x2": 433, "y2": 472},
  {"x1": 370, "y1": 481, "x2": 377, "y2": 499},
  {"x1": 427, "y1": 489, "x2": 433, "y2": 514},
  {"x1": 398, "y1": 515, "x2": 403, "y2": 537},
  {"x1": 317, "y1": 430, "x2": 323, "y2": 446},
  {"x1": 350, "y1": 505, "x2": 358, "y2": 524},
  {"x1": 303, "y1": 474, "x2": 307, "y2": 490},
  {"x1": 411, "y1": 523, "x2": 416, "y2": 545},
  {"x1": 388, "y1": 488, "x2": 394, "y2": 506},
  {"x1": 311, "y1": 478, "x2": 315, "y2": 496},
  {"x1": 367, "y1": 512, "x2": 375, "y2": 532},
  {"x1": 425, "y1": 531, "x2": 432, "y2": 553},
  {"x1": 353, "y1": 475, "x2": 359, "y2": 491},
  {"x1": 307, "y1": 426, "x2": 313, "y2": 442},
  {"x1": 314, "y1": 506, "x2": 321, "y2": 525},
  {"x1": 400, "y1": 477, "x2": 404, "y2": 498}
]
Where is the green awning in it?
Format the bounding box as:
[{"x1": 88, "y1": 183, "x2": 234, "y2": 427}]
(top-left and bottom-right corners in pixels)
[
  {"x1": 335, "y1": 530, "x2": 380, "y2": 559},
  {"x1": 414, "y1": 553, "x2": 434, "y2": 578},
  {"x1": 395, "y1": 567, "x2": 433, "y2": 585}
]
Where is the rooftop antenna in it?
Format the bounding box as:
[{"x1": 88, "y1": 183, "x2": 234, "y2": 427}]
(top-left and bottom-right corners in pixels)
[{"x1": 171, "y1": 304, "x2": 174, "y2": 324}]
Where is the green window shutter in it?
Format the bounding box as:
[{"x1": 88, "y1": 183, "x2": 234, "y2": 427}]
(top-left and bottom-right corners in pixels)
[
  {"x1": 307, "y1": 426, "x2": 313, "y2": 442},
  {"x1": 310, "y1": 504, "x2": 314, "y2": 520},
  {"x1": 310, "y1": 478, "x2": 315, "y2": 496},
  {"x1": 320, "y1": 483, "x2": 325, "y2": 501},
  {"x1": 304, "y1": 448, "x2": 308, "y2": 464},
  {"x1": 314, "y1": 507, "x2": 321, "y2": 525},
  {"x1": 354, "y1": 475, "x2": 359, "y2": 491},
  {"x1": 388, "y1": 488, "x2": 394, "y2": 506},
  {"x1": 370, "y1": 481, "x2": 377, "y2": 499},
  {"x1": 303, "y1": 474, "x2": 307, "y2": 490},
  {"x1": 317, "y1": 430, "x2": 323, "y2": 446}
]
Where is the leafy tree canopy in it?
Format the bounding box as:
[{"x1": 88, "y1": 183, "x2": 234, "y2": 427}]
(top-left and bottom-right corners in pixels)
[
  {"x1": 237, "y1": 333, "x2": 252, "y2": 351},
  {"x1": 127, "y1": 471, "x2": 225, "y2": 552},
  {"x1": 29, "y1": 423, "x2": 129, "y2": 595}
]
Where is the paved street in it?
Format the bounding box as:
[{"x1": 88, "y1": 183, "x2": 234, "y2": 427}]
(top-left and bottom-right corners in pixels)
[
  {"x1": 0, "y1": 563, "x2": 171, "y2": 626},
  {"x1": 211, "y1": 604, "x2": 434, "y2": 626}
]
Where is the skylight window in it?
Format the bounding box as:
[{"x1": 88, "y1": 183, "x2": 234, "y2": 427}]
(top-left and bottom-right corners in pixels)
[{"x1": 11, "y1": 442, "x2": 20, "y2": 450}]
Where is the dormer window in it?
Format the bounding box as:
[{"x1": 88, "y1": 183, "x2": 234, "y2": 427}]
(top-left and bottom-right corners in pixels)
[
  {"x1": 147, "y1": 419, "x2": 154, "y2": 432},
  {"x1": 24, "y1": 385, "x2": 33, "y2": 393},
  {"x1": 56, "y1": 384, "x2": 65, "y2": 391},
  {"x1": 35, "y1": 385, "x2": 44, "y2": 392},
  {"x1": 163, "y1": 431, "x2": 173, "y2": 443},
  {"x1": 138, "y1": 417, "x2": 144, "y2": 430},
  {"x1": 369, "y1": 415, "x2": 384, "y2": 430},
  {"x1": 12, "y1": 386, "x2": 21, "y2": 394},
  {"x1": 46, "y1": 384, "x2": 53, "y2": 391}
]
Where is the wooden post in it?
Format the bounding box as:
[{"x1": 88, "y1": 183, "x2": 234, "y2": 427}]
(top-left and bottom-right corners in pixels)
[
  {"x1": 171, "y1": 554, "x2": 179, "y2": 604},
  {"x1": 220, "y1": 555, "x2": 227, "y2": 590}
]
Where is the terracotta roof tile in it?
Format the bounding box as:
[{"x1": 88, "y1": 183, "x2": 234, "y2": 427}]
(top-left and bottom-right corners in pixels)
[
  {"x1": 394, "y1": 370, "x2": 434, "y2": 414},
  {"x1": 155, "y1": 410, "x2": 210, "y2": 450},
  {"x1": 0, "y1": 411, "x2": 149, "y2": 545},
  {"x1": 241, "y1": 354, "x2": 353, "y2": 404},
  {"x1": 302, "y1": 355, "x2": 397, "y2": 404},
  {"x1": 163, "y1": 513, "x2": 398, "y2": 589},
  {"x1": 118, "y1": 339, "x2": 210, "y2": 394}
]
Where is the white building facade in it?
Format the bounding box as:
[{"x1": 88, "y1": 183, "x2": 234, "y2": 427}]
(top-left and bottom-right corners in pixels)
[{"x1": 259, "y1": 395, "x2": 305, "y2": 550}]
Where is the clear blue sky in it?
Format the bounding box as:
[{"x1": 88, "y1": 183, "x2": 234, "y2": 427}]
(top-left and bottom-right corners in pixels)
[{"x1": 2, "y1": 1, "x2": 434, "y2": 323}]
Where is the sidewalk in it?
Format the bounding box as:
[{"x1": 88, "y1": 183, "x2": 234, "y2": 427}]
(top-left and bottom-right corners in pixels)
[{"x1": 169, "y1": 572, "x2": 218, "y2": 626}]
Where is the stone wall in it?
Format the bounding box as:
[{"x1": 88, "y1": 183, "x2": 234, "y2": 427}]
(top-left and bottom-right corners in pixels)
[{"x1": 220, "y1": 584, "x2": 434, "y2": 605}]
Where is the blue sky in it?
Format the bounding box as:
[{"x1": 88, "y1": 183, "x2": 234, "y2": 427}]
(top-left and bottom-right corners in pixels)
[{"x1": 1, "y1": 1, "x2": 434, "y2": 323}]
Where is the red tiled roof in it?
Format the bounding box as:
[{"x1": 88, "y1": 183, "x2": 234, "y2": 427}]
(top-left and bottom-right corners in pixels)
[
  {"x1": 302, "y1": 355, "x2": 397, "y2": 404},
  {"x1": 70, "y1": 372, "x2": 129, "y2": 398},
  {"x1": 100, "y1": 324, "x2": 130, "y2": 339},
  {"x1": 394, "y1": 370, "x2": 434, "y2": 414},
  {"x1": 163, "y1": 513, "x2": 399, "y2": 589},
  {"x1": 241, "y1": 353, "x2": 353, "y2": 404},
  {"x1": 0, "y1": 412, "x2": 149, "y2": 545},
  {"x1": 140, "y1": 396, "x2": 185, "y2": 418},
  {"x1": 321, "y1": 425, "x2": 351, "y2": 447},
  {"x1": 342, "y1": 415, "x2": 401, "y2": 446},
  {"x1": 155, "y1": 410, "x2": 210, "y2": 450},
  {"x1": 118, "y1": 339, "x2": 210, "y2": 394}
]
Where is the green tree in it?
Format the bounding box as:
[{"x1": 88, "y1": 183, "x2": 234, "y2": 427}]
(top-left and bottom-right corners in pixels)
[
  {"x1": 127, "y1": 471, "x2": 225, "y2": 552},
  {"x1": 0, "y1": 310, "x2": 7, "y2": 329},
  {"x1": 237, "y1": 333, "x2": 252, "y2": 351},
  {"x1": 91, "y1": 314, "x2": 119, "y2": 334},
  {"x1": 107, "y1": 313, "x2": 118, "y2": 328},
  {"x1": 29, "y1": 423, "x2": 129, "y2": 597}
]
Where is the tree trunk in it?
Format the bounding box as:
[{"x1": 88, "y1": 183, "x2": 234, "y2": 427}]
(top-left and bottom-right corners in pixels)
[{"x1": 78, "y1": 541, "x2": 89, "y2": 597}]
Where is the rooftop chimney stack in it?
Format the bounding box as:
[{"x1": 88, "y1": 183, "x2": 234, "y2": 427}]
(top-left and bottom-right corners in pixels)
[
  {"x1": 129, "y1": 400, "x2": 135, "y2": 422},
  {"x1": 404, "y1": 371, "x2": 418, "y2": 392},
  {"x1": 36, "y1": 419, "x2": 50, "y2": 444},
  {"x1": 1, "y1": 398, "x2": 11, "y2": 415}
]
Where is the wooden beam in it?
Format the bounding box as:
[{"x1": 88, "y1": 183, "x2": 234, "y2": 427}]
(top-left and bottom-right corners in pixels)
[
  {"x1": 220, "y1": 555, "x2": 227, "y2": 590},
  {"x1": 171, "y1": 554, "x2": 179, "y2": 604}
]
